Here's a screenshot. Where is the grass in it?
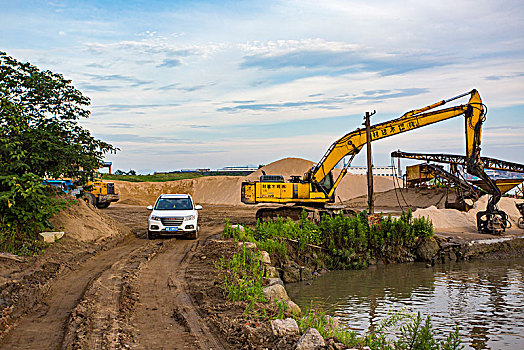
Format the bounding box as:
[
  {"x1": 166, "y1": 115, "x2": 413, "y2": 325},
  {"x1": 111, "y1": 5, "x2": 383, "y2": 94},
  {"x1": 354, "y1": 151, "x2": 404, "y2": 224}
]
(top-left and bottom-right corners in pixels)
[
  {"x1": 297, "y1": 306, "x2": 463, "y2": 350},
  {"x1": 223, "y1": 210, "x2": 433, "y2": 269},
  {"x1": 215, "y1": 244, "x2": 267, "y2": 312}
]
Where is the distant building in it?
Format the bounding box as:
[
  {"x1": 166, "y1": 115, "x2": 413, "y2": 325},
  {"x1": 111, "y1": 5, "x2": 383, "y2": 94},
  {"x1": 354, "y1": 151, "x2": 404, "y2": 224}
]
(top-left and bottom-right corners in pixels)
[
  {"x1": 155, "y1": 166, "x2": 257, "y2": 176},
  {"x1": 212, "y1": 166, "x2": 258, "y2": 176},
  {"x1": 347, "y1": 165, "x2": 397, "y2": 177},
  {"x1": 218, "y1": 166, "x2": 258, "y2": 172}
]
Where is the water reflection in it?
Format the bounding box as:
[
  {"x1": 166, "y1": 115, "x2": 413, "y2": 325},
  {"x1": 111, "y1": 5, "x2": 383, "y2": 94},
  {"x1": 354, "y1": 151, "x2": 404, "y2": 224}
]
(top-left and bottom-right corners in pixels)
[{"x1": 287, "y1": 258, "x2": 524, "y2": 349}]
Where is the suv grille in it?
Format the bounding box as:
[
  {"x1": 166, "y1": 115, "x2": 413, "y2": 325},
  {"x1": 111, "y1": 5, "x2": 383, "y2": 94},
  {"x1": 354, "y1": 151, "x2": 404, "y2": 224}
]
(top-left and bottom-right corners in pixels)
[
  {"x1": 161, "y1": 217, "x2": 183, "y2": 227},
  {"x1": 107, "y1": 183, "x2": 115, "y2": 194}
]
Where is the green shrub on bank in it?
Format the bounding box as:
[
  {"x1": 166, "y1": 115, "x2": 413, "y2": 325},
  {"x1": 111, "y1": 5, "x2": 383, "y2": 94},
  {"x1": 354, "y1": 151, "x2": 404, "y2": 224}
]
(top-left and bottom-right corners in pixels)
[
  {"x1": 298, "y1": 307, "x2": 463, "y2": 350},
  {"x1": 1, "y1": 52, "x2": 116, "y2": 255},
  {"x1": 0, "y1": 174, "x2": 69, "y2": 255},
  {"x1": 297, "y1": 306, "x2": 359, "y2": 345},
  {"x1": 223, "y1": 210, "x2": 433, "y2": 269},
  {"x1": 215, "y1": 244, "x2": 267, "y2": 311}
]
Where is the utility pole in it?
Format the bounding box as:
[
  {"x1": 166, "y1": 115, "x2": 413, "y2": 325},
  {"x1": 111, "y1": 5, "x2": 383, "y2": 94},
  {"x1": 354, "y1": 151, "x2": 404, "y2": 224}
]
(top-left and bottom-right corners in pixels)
[
  {"x1": 397, "y1": 152, "x2": 402, "y2": 178},
  {"x1": 364, "y1": 110, "x2": 376, "y2": 214}
]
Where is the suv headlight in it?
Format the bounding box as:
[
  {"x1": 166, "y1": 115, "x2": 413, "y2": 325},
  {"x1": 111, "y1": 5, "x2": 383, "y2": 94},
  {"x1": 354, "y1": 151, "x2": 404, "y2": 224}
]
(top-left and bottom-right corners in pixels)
[
  {"x1": 184, "y1": 215, "x2": 195, "y2": 221},
  {"x1": 150, "y1": 215, "x2": 162, "y2": 221}
]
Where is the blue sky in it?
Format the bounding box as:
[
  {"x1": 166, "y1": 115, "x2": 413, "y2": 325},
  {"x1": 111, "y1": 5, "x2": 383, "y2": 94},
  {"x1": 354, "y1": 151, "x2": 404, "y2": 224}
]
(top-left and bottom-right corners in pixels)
[{"x1": 1, "y1": 0, "x2": 523, "y2": 173}]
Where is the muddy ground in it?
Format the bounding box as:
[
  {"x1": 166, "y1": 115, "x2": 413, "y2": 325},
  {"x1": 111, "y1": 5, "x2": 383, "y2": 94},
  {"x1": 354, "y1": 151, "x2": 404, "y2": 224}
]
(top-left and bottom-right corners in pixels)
[
  {"x1": 1, "y1": 203, "x2": 523, "y2": 350},
  {"x1": 0, "y1": 204, "x2": 259, "y2": 349}
]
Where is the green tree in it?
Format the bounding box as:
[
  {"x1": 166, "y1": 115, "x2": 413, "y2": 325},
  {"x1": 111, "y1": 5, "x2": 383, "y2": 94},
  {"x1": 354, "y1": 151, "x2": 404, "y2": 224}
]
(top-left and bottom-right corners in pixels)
[{"x1": 0, "y1": 51, "x2": 117, "y2": 254}]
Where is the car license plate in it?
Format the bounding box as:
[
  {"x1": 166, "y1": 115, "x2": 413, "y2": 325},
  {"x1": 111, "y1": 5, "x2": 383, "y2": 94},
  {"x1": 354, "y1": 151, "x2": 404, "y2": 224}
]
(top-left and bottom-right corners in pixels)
[{"x1": 166, "y1": 227, "x2": 179, "y2": 232}]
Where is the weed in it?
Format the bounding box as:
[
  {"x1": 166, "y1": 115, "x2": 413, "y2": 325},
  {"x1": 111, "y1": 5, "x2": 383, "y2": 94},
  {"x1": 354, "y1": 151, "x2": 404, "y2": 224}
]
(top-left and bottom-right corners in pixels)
[
  {"x1": 273, "y1": 300, "x2": 289, "y2": 320},
  {"x1": 223, "y1": 209, "x2": 433, "y2": 270},
  {"x1": 297, "y1": 306, "x2": 463, "y2": 350},
  {"x1": 215, "y1": 245, "x2": 267, "y2": 312},
  {"x1": 297, "y1": 304, "x2": 359, "y2": 347}
]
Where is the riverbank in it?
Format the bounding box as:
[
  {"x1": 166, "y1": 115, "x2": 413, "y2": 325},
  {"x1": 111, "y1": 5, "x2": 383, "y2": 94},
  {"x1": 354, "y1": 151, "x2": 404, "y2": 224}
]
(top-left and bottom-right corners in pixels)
[{"x1": 198, "y1": 212, "x2": 524, "y2": 349}]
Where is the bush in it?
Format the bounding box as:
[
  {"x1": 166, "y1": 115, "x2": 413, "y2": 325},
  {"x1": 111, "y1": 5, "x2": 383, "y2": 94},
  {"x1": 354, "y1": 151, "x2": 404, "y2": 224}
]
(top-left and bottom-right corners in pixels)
[
  {"x1": 0, "y1": 173, "x2": 68, "y2": 255},
  {"x1": 297, "y1": 307, "x2": 463, "y2": 350},
  {"x1": 223, "y1": 209, "x2": 433, "y2": 269},
  {"x1": 215, "y1": 245, "x2": 267, "y2": 311}
]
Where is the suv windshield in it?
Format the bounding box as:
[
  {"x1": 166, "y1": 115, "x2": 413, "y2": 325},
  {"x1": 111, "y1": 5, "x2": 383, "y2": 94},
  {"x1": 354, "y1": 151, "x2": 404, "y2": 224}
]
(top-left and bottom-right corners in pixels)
[{"x1": 154, "y1": 197, "x2": 193, "y2": 210}]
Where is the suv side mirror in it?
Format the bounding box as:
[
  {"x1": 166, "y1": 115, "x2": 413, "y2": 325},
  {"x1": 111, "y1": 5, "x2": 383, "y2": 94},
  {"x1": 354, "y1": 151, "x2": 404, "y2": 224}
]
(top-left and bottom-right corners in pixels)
[
  {"x1": 147, "y1": 205, "x2": 153, "y2": 210},
  {"x1": 195, "y1": 205, "x2": 202, "y2": 210}
]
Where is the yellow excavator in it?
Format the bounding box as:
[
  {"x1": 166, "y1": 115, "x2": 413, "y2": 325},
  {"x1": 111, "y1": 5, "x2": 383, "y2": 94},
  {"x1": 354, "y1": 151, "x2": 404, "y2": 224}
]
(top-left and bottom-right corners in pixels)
[{"x1": 241, "y1": 89, "x2": 508, "y2": 234}]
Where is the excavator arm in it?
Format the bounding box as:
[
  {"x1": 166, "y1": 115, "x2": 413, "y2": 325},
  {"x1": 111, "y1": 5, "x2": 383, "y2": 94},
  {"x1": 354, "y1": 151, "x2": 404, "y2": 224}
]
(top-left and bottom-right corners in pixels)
[{"x1": 308, "y1": 90, "x2": 484, "y2": 194}]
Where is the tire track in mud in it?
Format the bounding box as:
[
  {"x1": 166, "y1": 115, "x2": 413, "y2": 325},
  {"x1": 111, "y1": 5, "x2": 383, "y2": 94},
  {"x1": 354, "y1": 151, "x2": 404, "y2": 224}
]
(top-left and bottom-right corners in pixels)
[
  {"x1": 107, "y1": 204, "x2": 230, "y2": 350},
  {"x1": 0, "y1": 205, "x2": 232, "y2": 349},
  {"x1": 61, "y1": 242, "x2": 163, "y2": 349},
  {"x1": 128, "y1": 236, "x2": 225, "y2": 350},
  {"x1": 0, "y1": 236, "x2": 144, "y2": 349}
]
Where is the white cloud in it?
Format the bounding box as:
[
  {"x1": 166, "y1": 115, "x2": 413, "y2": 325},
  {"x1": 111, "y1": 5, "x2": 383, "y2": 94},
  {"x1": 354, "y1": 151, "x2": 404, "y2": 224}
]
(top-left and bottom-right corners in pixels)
[{"x1": 2, "y1": 0, "x2": 523, "y2": 170}]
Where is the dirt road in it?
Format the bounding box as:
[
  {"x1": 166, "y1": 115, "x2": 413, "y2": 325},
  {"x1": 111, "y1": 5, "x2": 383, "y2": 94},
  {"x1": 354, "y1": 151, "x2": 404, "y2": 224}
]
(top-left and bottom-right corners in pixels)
[{"x1": 0, "y1": 204, "x2": 256, "y2": 349}]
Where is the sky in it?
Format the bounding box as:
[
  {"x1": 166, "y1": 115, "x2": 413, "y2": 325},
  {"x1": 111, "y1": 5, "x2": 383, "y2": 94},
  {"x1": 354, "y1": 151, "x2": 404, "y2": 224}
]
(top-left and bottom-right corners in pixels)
[{"x1": 1, "y1": 0, "x2": 523, "y2": 174}]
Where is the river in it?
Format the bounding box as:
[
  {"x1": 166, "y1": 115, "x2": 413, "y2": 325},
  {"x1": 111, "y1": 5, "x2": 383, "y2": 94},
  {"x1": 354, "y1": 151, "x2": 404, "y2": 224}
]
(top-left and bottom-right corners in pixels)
[{"x1": 287, "y1": 258, "x2": 524, "y2": 349}]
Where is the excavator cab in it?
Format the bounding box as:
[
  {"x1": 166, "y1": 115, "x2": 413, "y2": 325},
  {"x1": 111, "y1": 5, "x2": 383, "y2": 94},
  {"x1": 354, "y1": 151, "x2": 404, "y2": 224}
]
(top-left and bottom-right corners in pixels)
[{"x1": 312, "y1": 172, "x2": 335, "y2": 201}]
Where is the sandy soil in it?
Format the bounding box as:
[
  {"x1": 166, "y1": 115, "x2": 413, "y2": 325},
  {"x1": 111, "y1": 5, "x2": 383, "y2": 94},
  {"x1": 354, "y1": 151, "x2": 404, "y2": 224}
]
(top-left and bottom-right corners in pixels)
[
  {"x1": 114, "y1": 157, "x2": 396, "y2": 206},
  {"x1": 0, "y1": 197, "x2": 522, "y2": 349},
  {"x1": 0, "y1": 203, "x2": 257, "y2": 349},
  {"x1": 413, "y1": 196, "x2": 524, "y2": 235}
]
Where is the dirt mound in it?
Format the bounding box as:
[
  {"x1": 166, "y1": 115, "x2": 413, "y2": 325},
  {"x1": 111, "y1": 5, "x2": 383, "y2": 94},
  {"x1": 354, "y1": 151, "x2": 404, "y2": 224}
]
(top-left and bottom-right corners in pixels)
[
  {"x1": 414, "y1": 196, "x2": 524, "y2": 233},
  {"x1": 114, "y1": 157, "x2": 395, "y2": 206},
  {"x1": 193, "y1": 176, "x2": 244, "y2": 205},
  {"x1": 247, "y1": 157, "x2": 315, "y2": 180},
  {"x1": 334, "y1": 171, "x2": 395, "y2": 201},
  {"x1": 50, "y1": 199, "x2": 130, "y2": 242},
  {"x1": 114, "y1": 179, "x2": 195, "y2": 206},
  {"x1": 114, "y1": 177, "x2": 243, "y2": 206}
]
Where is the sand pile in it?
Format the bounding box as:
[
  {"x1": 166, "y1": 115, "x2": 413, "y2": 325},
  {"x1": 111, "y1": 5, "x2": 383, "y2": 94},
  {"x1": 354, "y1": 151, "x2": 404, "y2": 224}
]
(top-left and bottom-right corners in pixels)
[
  {"x1": 114, "y1": 176, "x2": 243, "y2": 206},
  {"x1": 414, "y1": 196, "x2": 524, "y2": 233},
  {"x1": 114, "y1": 157, "x2": 396, "y2": 206},
  {"x1": 50, "y1": 199, "x2": 130, "y2": 242},
  {"x1": 115, "y1": 179, "x2": 196, "y2": 206},
  {"x1": 335, "y1": 171, "x2": 395, "y2": 200},
  {"x1": 247, "y1": 157, "x2": 315, "y2": 180},
  {"x1": 193, "y1": 176, "x2": 244, "y2": 205}
]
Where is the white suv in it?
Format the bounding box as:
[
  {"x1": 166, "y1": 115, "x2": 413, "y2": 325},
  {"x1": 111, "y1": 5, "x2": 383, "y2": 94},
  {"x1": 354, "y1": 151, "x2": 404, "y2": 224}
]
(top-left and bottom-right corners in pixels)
[{"x1": 147, "y1": 194, "x2": 202, "y2": 240}]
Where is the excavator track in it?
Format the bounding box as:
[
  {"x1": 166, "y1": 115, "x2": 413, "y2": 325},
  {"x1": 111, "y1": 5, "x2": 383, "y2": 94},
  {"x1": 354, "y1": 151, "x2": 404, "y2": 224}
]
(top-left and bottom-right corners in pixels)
[{"x1": 255, "y1": 206, "x2": 356, "y2": 222}]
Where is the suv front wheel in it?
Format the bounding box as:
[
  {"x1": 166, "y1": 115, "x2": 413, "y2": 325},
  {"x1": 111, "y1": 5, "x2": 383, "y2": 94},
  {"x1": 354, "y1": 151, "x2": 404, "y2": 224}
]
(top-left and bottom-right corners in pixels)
[
  {"x1": 186, "y1": 230, "x2": 198, "y2": 240},
  {"x1": 147, "y1": 230, "x2": 155, "y2": 240}
]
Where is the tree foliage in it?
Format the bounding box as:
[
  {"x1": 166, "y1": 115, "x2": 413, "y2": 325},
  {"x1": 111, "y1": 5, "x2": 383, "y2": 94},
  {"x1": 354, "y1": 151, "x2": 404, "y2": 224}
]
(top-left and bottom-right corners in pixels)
[
  {"x1": 0, "y1": 51, "x2": 117, "y2": 182},
  {"x1": 0, "y1": 52, "x2": 117, "y2": 254}
]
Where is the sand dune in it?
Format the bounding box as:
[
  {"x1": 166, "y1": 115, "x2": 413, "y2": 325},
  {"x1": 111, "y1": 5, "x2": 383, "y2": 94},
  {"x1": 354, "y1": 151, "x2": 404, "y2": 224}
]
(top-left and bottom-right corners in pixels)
[
  {"x1": 114, "y1": 157, "x2": 395, "y2": 206},
  {"x1": 414, "y1": 196, "x2": 524, "y2": 233}
]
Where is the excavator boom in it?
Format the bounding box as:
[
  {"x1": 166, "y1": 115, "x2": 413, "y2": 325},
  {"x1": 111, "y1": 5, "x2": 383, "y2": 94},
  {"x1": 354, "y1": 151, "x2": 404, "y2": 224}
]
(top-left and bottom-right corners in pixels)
[{"x1": 310, "y1": 90, "x2": 483, "y2": 184}]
